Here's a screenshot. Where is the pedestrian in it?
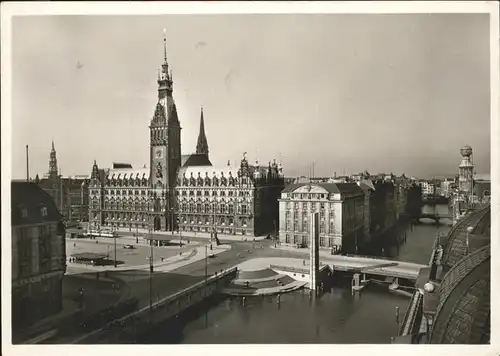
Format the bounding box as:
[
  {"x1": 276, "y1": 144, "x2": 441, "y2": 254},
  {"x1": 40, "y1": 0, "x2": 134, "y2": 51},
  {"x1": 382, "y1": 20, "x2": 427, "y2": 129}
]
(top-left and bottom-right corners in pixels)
[
  {"x1": 74, "y1": 242, "x2": 76, "y2": 247},
  {"x1": 303, "y1": 260, "x2": 306, "y2": 266}
]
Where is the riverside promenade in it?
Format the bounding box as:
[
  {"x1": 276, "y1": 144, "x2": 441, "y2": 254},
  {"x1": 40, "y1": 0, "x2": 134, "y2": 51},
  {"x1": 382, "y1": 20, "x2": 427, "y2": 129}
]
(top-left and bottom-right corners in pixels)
[{"x1": 112, "y1": 226, "x2": 270, "y2": 242}]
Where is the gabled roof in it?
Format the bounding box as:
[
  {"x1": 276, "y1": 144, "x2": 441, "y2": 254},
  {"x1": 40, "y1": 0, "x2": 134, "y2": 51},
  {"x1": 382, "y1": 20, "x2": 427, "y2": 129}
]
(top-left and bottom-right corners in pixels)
[{"x1": 181, "y1": 154, "x2": 212, "y2": 167}]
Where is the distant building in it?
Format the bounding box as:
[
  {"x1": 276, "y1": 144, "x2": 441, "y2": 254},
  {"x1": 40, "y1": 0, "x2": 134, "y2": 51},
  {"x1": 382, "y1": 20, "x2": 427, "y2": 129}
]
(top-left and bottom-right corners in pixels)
[
  {"x1": 357, "y1": 180, "x2": 374, "y2": 242},
  {"x1": 451, "y1": 145, "x2": 489, "y2": 222},
  {"x1": 439, "y1": 178, "x2": 455, "y2": 198},
  {"x1": 278, "y1": 182, "x2": 364, "y2": 253},
  {"x1": 11, "y1": 181, "x2": 66, "y2": 332},
  {"x1": 36, "y1": 141, "x2": 89, "y2": 224},
  {"x1": 420, "y1": 180, "x2": 435, "y2": 197},
  {"x1": 458, "y1": 145, "x2": 474, "y2": 194},
  {"x1": 474, "y1": 180, "x2": 491, "y2": 203}
]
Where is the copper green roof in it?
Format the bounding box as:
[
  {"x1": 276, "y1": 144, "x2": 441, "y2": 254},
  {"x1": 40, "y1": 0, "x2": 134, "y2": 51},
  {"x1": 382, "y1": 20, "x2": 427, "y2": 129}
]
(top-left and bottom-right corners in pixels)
[{"x1": 430, "y1": 244, "x2": 490, "y2": 344}]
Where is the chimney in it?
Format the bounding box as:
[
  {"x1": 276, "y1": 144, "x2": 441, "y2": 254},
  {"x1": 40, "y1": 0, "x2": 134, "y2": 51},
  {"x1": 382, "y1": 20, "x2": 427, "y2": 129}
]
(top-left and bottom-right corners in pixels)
[{"x1": 26, "y1": 145, "x2": 29, "y2": 181}]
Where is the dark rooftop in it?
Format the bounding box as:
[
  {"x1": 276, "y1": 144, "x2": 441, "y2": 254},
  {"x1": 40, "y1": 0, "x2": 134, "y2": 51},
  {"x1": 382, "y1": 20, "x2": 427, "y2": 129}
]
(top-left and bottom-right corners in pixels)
[
  {"x1": 181, "y1": 154, "x2": 212, "y2": 167},
  {"x1": 113, "y1": 163, "x2": 133, "y2": 169},
  {"x1": 11, "y1": 181, "x2": 62, "y2": 226}
]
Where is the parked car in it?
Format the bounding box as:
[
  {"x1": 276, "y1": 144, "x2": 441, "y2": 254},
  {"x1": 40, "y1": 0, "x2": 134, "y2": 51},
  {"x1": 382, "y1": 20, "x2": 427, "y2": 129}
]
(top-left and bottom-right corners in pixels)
[{"x1": 124, "y1": 244, "x2": 135, "y2": 249}]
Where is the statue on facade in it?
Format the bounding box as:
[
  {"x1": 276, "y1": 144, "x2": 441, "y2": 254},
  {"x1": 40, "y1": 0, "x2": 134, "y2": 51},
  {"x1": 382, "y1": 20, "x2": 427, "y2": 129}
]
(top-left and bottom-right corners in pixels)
[{"x1": 156, "y1": 162, "x2": 163, "y2": 178}]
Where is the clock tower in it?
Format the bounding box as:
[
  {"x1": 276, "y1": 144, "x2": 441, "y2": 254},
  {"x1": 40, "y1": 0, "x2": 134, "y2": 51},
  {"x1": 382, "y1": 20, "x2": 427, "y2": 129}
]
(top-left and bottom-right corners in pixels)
[{"x1": 149, "y1": 30, "x2": 181, "y2": 231}]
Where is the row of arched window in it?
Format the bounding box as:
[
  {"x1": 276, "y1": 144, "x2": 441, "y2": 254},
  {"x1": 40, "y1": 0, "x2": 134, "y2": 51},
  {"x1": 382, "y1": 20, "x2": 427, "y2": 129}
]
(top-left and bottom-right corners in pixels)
[
  {"x1": 179, "y1": 202, "x2": 249, "y2": 215},
  {"x1": 178, "y1": 189, "x2": 252, "y2": 198},
  {"x1": 285, "y1": 219, "x2": 336, "y2": 234},
  {"x1": 180, "y1": 217, "x2": 248, "y2": 226},
  {"x1": 105, "y1": 213, "x2": 148, "y2": 221},
  {"x1": 178, "y1": 197, "x2": 253, "y2": 205},
  {"x1": 178, "y1": 174, "x2": 251, "y2": 188},
  {"x1": 286, "y1": 210, "x2": 333, "y2": 220},
  {"x1": 103, "y1": 200, "x2": 152, "y2": 211},
  {"x1": 105, "y1": 176, "x2": 149, "y2": 188}
]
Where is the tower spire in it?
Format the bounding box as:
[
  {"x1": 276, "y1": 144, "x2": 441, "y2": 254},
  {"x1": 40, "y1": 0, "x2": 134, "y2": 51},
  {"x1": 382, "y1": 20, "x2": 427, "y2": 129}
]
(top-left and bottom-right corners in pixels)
[
  {"x1": 196, "y1": 106, "x2": 209, "y2": 158},
  {"x1": 155, "y1": 29, "x2": 176, "y2": 124},
  {"x1": 163, "y1": 28, "x2": 168, "y2": 64},
  {"x1": 48, "y1": 141, "x2": 58, "y2": 180}
]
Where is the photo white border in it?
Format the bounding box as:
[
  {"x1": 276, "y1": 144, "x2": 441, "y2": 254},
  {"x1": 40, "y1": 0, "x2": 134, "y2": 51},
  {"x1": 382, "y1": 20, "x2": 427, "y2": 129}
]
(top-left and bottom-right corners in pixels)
[{"x1": 1, "y1": 2, "x2": 499, "y2": 356}]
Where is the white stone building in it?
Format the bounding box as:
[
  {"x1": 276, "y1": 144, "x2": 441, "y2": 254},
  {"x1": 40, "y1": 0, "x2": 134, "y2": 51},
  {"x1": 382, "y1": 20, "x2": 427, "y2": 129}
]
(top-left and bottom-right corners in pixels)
[{"x1": 278, "y1": 182, "x2": 364, "y2": 253}]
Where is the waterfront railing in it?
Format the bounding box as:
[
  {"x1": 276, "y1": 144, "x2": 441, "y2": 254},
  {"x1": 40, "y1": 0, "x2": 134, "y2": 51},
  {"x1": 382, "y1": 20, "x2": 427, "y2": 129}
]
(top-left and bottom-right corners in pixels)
[
  {"x1": 343, "y1": 253, "x2": 395, "y2": 261},
  {"x1": 74, "y1": 267, "x2": 237, "y2": 343},
  {"x1": 399, "y1": 291, "x2": 423, "y2": 336},
  {"x1": 269, "y1": 265, "x2": 309, "y2": 275}
]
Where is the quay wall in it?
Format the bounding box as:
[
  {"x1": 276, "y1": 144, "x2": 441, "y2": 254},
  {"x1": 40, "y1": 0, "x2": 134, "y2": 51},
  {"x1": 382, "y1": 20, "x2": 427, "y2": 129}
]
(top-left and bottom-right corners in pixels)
[{"x1": 76, "y1": 267, "x2": 237, "y2": 344}]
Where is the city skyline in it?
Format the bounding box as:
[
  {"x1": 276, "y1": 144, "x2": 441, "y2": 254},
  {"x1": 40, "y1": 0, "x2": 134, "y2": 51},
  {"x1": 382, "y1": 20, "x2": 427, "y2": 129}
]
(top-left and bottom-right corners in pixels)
[{"x1": 11, "y1": 14, "x2": 491, "y2": 179}]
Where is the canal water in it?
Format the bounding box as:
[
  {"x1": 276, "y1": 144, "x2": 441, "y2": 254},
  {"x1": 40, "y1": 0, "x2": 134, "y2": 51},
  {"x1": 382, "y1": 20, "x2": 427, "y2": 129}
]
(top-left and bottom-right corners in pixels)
[{"x1": 150, "y1": 205, "x2": 451, "y2": 344}]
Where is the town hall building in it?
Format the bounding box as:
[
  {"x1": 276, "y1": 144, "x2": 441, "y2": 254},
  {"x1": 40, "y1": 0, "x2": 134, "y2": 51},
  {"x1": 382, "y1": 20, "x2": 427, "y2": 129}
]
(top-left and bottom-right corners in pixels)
[{"x1": 88, "y1": 32, "x2": 284, "y2": 237}]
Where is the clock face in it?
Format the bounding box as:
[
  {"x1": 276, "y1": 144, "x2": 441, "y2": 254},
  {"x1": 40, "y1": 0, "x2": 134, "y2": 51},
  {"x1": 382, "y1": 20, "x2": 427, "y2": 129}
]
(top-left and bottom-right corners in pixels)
[
  {"x1": 155, "y1": 148, "x2": 164, "y2": 158},
  {"x1": 159, "y1": 98, "x2": 166, "y2": 107}
]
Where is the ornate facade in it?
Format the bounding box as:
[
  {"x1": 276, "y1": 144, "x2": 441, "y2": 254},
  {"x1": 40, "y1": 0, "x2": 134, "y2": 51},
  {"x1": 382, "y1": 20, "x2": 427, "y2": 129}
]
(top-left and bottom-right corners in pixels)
[
  {"x1": 177, "y1": 157, "x2": 284, "y2": 237},
  {"x1": 88, "y1": 162, "x2": 151, "y2": 231},
  {"x1": 88, "y1": 32, "x2": 284, "y2": 236}
]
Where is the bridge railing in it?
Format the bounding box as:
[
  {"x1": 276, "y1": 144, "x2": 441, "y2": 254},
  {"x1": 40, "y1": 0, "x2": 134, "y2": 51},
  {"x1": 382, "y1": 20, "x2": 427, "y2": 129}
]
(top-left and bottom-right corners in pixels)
[
  {"x1": 269, "y1": 265, "x2": 309, "y2": 275},
  {"x1": 342, "y1": 254, "x2": 395, "y2": 262}
]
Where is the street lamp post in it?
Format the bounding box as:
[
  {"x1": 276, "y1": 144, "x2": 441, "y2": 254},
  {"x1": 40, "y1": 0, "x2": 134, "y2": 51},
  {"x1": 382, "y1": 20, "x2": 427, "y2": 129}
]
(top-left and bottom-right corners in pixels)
[
  {"x1": 212, "y1": 201, "x2": 216, "y2": 244},
  {"x1": 274, "y1": 219, "x2": 277, "y2": 247},
  {"x1": 171, "y1": 207, "x2": 174, "y2": 235},
  {"x1": 114, "y1": 228, "x2": 117, "y2": 268},
  {"x1": 204, "y1": 244, "x2": 208, "y2": 297},
  {"x1": 136, "y1": 223, "x2": 138, "y2": 244},
  {"x1": 149, "y1": 191, "x2": 154, "y2": 321},
  {"x1": 466, "y1": 226, "x2": 473, "y2": 254}
]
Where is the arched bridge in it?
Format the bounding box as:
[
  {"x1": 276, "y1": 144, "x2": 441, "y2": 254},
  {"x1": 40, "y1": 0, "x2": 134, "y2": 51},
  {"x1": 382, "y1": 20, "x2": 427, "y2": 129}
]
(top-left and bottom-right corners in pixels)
[{"x1": 419, "y1": 212, "x2": 452, "y2": 223}]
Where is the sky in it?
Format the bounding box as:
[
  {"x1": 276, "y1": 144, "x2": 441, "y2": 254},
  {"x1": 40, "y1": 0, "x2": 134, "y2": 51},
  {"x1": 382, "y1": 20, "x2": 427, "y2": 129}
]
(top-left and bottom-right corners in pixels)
[{"x1": 11, "y1": 14, "x2": 491, "y2": 179}]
